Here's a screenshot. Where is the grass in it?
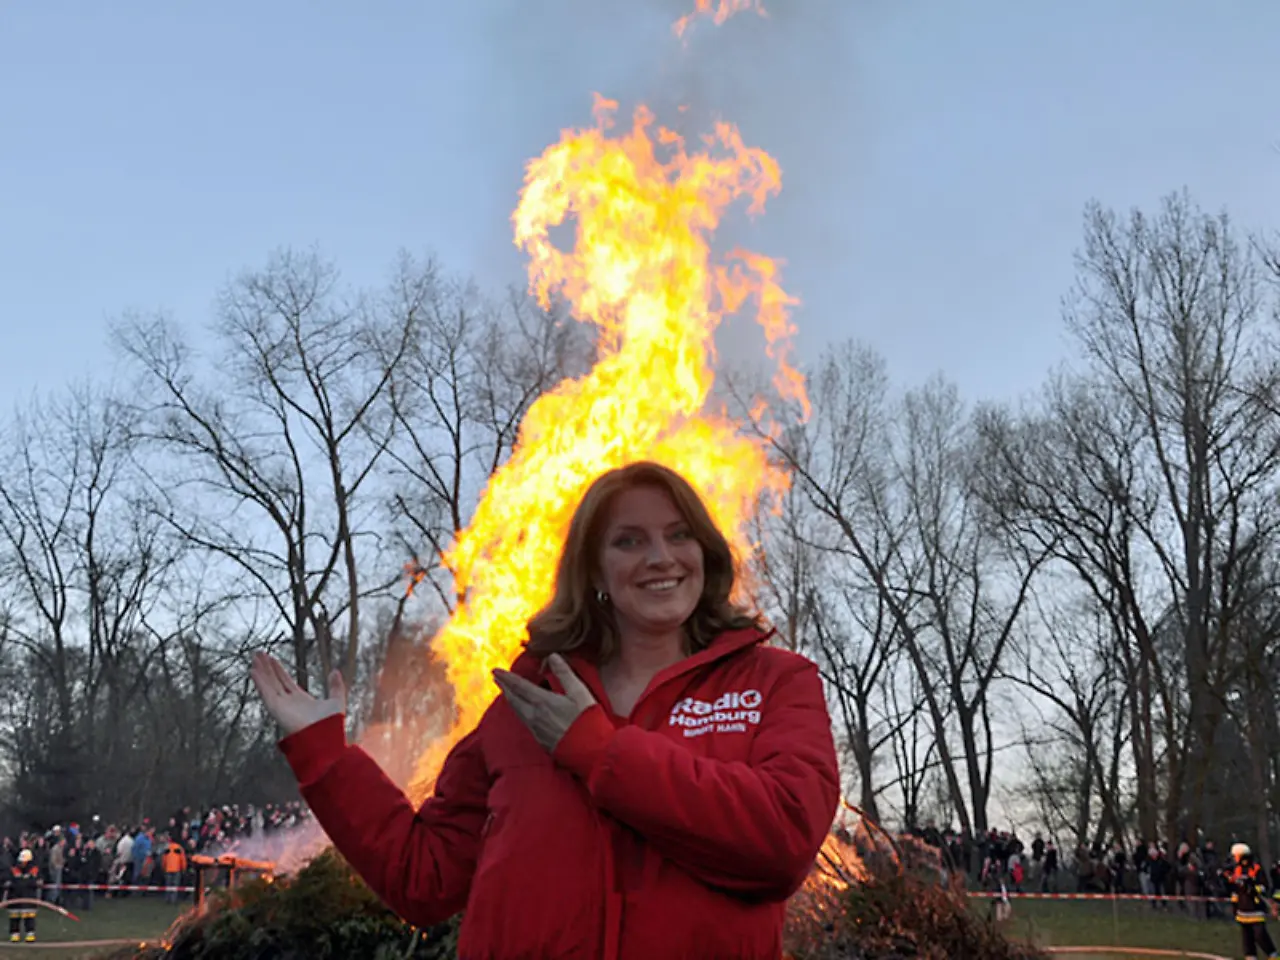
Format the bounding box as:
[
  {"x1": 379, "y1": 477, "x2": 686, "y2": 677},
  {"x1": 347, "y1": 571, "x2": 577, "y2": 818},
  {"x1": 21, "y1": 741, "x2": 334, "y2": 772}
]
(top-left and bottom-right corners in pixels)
[
  {"x1": 0, "y1": 889, "x2": 1252, "y2": 960},
  {"x1": 996, "y1": 898, "x2": 1242, "y2": 958},
  {"x1": 0, "y1": 895, "x2": 184, "y2": 959}
]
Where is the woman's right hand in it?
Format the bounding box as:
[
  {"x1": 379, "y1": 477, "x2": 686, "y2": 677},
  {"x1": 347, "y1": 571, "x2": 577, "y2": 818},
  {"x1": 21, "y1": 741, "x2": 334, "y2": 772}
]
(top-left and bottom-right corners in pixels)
[{"x1": 250, "y1": 652, "x2": 347, "y2": 737}]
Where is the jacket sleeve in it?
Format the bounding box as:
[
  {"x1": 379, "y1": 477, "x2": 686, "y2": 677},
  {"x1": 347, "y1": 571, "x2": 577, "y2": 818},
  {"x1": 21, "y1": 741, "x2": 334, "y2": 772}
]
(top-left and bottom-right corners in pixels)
[
  {"x1": 553, "y1": 660, "x2": 838, "y2": 900},
  {"x1": 278, "y1": 713, "x2": 490, "y2": 927}
]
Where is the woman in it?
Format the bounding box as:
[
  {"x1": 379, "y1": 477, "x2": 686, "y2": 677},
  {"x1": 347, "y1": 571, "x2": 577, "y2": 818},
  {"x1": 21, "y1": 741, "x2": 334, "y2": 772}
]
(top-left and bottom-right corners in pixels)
[{"x1": 252, "y1": 461, "x2": 840, "y2": 959}]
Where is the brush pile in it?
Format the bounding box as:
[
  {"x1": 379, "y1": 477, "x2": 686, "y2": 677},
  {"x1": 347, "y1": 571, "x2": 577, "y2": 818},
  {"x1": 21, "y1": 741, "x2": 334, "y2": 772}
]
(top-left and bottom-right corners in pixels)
[{"x1": 100, "y1": 818, "x2": 1043, "y2": 960}]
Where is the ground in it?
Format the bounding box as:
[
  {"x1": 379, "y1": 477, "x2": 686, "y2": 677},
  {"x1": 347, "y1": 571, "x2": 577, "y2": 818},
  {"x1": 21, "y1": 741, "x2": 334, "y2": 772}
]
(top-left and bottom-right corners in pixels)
[
  {"x1": 0, "y1": 895, "x2": 1252, "y2": 959},
  {"x1": 0, "y1": 896, "x2": 182, "y2": 959},
  {"x1": 1002, "y1": 899, "x2": 1242, "y2": 958}
]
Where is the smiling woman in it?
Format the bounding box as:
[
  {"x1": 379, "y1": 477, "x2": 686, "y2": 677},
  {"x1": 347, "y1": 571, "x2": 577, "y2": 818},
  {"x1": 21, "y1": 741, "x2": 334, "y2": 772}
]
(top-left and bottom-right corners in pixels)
[{"x1": 252, "y1": 460, "x2": 840, "y2": 960}]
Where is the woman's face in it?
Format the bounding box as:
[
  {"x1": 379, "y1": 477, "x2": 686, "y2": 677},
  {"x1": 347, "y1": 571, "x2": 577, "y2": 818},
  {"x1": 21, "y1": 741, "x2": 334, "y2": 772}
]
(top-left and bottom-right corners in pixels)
[{"x1": 597, "y1": 485, "x2": 704, "y2": 640}]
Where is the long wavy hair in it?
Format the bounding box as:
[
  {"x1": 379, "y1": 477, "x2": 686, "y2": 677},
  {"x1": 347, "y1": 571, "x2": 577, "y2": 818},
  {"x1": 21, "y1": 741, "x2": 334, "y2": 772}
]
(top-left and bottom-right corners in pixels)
[{"x1": 525, "y1": 461, "x2": 759, "y2": 661}]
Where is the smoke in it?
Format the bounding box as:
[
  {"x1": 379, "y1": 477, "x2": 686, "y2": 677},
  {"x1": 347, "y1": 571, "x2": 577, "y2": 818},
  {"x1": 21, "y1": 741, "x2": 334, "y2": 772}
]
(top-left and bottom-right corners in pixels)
[
  {"x1": 204, "y1": 818, "x2": 329, "y2": 877},
  {"x1": 230, "y1": 623, "x2": 454, "y2": 877}
]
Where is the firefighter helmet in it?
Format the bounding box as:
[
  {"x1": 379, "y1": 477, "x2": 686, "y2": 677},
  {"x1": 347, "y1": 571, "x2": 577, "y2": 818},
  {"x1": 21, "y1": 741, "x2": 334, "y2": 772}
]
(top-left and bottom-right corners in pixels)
[
  {"x1": 16, "y1": 849, "x2": 31, "y2": 864},
  {"x1": 1232, "y1": 842, "x2": 1252, "y2": 860}
]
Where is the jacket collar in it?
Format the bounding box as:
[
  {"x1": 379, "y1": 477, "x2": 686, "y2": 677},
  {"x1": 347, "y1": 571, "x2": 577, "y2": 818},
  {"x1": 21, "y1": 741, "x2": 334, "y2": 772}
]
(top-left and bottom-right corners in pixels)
[{"x1": 510, "y1": 624, "x2": 774, "y2": 698}]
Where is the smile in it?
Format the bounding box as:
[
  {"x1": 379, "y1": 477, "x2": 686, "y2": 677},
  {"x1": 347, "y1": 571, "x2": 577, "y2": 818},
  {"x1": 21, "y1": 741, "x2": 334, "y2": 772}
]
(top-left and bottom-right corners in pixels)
[{"x1": 640, "y1": 578, "x2": 683, "y2": 592}]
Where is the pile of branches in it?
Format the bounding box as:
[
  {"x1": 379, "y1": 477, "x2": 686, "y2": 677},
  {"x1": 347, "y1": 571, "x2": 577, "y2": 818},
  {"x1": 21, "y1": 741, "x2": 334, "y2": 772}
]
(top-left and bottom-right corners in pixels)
[
  {"x1": 99, "y1": 849, "x2": 459, "y2": 960},
  {"x1": 785, "y1": 828, "x2": 1046, "y2": 960},
  {"x1": 98, "y1": 829, "x2": 1044, "y2": 960}
]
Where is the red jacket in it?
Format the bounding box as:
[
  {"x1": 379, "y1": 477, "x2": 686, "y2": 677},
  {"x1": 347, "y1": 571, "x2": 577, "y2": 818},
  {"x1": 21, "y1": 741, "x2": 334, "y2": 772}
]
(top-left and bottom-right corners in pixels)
[{"x1": 280, "y1": 626, "x2": 839, "y2": 959}]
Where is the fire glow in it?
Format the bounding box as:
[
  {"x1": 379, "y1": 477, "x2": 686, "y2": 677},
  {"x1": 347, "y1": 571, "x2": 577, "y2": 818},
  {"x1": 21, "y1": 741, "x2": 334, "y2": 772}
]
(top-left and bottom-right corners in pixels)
[{"x1": 408, "y1": 1, "x2": 804, "y2": 801}]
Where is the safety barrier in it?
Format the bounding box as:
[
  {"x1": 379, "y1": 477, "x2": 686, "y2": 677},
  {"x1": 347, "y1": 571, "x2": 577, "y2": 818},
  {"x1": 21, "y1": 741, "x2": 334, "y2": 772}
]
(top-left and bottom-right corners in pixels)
[
  {"x1": 1046, "y1": 950, "x2": 1229, "y2": 960},
  {"x1": 968, "y1": 891, "x2": 1232, "y2": 903},
  {"x1": 55, "y1": 882, "x2": 195, "y2": 893}
]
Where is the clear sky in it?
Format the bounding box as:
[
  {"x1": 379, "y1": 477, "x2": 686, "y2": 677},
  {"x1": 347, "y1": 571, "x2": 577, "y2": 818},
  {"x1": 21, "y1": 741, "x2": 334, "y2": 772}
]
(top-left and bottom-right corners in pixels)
[{"x1": 2, "y1": 0, "x2": 1278, "y2": 411}]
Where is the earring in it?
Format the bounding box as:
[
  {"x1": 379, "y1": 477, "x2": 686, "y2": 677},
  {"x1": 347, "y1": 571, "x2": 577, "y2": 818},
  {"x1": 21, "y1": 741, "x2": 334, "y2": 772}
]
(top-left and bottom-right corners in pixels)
[{"x1": 596, "y1": 589, "x2": 609, "y2": 604}]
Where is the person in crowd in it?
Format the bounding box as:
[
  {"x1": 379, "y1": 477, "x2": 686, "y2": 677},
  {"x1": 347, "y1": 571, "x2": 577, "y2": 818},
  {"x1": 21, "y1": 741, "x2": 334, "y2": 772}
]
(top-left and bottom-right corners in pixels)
[
  {"x1": 1008, "y1": 848, "x2": 1024, "y2": 892},
  {"x1": 161, "y1": 834, "x2": 187, "y2": 904},
  {"x1": 112, "y1": 828, "x2": 133, "y2": 890},
  {"x1": 1175, "y1": 840, "x2": 1201, "y2": 916},
  {"x1": 69, "y1": 834, "x2": 99, "y2": 911},
  {"x1": 1148, "y1": 845, "x2": 1172, "y2": 909},
  {"x1": 131, "y1": 825, "x2": 152, "y2": 886},
  {"x1": 6, "y1": 849, "x2": 40, "y2": 942},
  {"x1": 1203, "y1": 839, "x2": 1224, "y2": 919},
  {"x1": 253, "y1": 461, "x2": 841, "y2": 958},
  {"x1": 1041, "y1": 839, "x2": 1059, "y2": 893},
  {"x1": 1225, "y1": 843, "x2": 1280, "y2": 960},
  {"x1": 46, "y1": 833, "x2": 64, "y2": 905},
  {"x1": 1108, "y1": 841, "x2": 1127, "y2": 894},
  {"x1": 1135, "y1": 838, "x2": 1151, "y2": 897},
  {"x1": 1075, "y1": 843, "x2": 1096, "y2": 893},
  {"x1": 1030, "y1": 833, "x2": 1045, "y2": 887}
]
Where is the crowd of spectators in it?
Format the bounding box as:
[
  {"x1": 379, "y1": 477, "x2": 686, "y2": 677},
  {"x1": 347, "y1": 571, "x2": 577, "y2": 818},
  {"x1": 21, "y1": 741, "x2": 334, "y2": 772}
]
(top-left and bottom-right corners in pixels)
[
  {"x1": 908, "y1": 821, "x2": 1272, "y2": 919},
  {"x1": 0, "y1": 801, "x2": 310, "y2": 908}
]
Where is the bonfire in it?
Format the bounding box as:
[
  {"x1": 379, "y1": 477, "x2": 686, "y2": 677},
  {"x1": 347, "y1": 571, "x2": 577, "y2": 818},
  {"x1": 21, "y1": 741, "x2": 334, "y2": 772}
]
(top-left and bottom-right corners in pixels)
[
  {"x1": 784, "y1": 811, "x2": 1046, "y2": 960},
  {"x1": 88, "y1": 3, "x2": 1047, "y2": 958},
  {"x1": 103, "y1": 809, "x2": 1044, "y2": 960},
  {"x1": 403, "y1": 0, "x2": 806, "y2": 807}
]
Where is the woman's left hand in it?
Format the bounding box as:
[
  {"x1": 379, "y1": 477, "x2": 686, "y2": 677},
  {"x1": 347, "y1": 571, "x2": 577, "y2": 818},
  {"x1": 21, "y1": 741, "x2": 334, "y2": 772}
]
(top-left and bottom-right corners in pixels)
[{"x1": 493, "y1": 654, "x2": 598, "y2": 752}]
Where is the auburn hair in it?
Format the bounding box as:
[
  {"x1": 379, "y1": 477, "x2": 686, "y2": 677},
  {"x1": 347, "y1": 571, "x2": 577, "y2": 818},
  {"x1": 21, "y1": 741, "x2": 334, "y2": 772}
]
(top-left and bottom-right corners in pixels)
[{"x1": 525, "y1": 461, "x2": 758, "y2": 661}]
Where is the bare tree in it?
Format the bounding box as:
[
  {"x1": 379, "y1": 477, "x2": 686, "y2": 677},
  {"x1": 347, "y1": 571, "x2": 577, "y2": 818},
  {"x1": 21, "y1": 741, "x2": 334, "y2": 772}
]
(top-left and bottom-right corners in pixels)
[
  {"x1": 382, "y1": 273, "x2": 590, "y2": 615},
  {"x1": 749, "y1": 482, "x2": 821, "y2": 655},
  {"x1": 1003, "y1": 590, "x2": 1131, "y2": 849},
  {"x1": 806, "y1": 575, "x2": 903, "y2": 824},
  {"x1": 887, "y1": 377, "x2": 1052, "y2": 840},
  {"x1": 1070, "y1": 193, "x2": 1280, "y2": 835},
  {"x1": 979, "y1": 193, "x2": 1280, "y2": 841},
  {"x1": 975, "y1": 376, "x2": 1177, "y2": 841},
  {"x1": 115, "y1": 248, "x2": 418, "y2": 694},
  {"x1": 0, "y1": 385, "x2": 179, "y2": 822},
  {"x1": 746, "y1": 343, "x2": 1047, "y2": 841}
]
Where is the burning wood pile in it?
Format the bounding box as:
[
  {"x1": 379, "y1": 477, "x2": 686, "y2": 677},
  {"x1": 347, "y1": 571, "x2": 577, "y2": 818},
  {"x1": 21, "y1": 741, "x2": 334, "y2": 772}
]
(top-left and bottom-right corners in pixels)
[
  {"x1": 784, "y1": 809, "x2": 1046, "y2": 960},
  {"x1": 94, "y1": 7, "x2": 1048, "y2": 960},
  {"x1": 99, "y1": 813, "x2": 1045, "y2": 960}
]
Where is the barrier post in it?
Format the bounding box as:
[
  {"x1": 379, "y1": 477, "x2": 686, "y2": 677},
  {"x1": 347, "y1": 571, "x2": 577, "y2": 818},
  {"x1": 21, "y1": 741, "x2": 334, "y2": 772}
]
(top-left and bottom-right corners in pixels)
[{"x1": 190, "y1": 854, "x2": 275, "y2": 909}]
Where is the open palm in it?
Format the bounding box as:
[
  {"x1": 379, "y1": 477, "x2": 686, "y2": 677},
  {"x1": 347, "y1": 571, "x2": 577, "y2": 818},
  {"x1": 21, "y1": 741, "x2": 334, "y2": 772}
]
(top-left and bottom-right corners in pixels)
[{"x1": 250, "y1": 652, "x2": 347, "y2": 737}]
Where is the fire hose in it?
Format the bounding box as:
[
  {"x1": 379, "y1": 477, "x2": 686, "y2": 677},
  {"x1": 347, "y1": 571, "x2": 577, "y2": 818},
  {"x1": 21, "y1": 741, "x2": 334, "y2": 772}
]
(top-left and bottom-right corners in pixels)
[
  {"x1": 0, "y1": 898, "x2": 79, "y2": 922},
  {"x1": 0, "y1": 898, "x2": 162, "y2": 952}
]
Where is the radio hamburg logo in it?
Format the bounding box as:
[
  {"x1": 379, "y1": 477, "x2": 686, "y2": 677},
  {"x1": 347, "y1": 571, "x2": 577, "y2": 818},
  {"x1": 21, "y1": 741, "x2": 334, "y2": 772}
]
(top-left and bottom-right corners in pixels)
[{"x1": 668, "y1": 690, "x2": 763, "y2": 738}]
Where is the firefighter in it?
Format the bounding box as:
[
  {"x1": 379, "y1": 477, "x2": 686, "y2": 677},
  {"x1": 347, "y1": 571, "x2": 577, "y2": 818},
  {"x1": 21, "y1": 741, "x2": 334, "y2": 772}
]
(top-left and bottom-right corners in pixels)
[
  {"x1": 1226, "y1": 842, "x2": 1280, "y2": 960},
  {"x1": 7, "y1": 849, "x2": 40, "y2": 942}
]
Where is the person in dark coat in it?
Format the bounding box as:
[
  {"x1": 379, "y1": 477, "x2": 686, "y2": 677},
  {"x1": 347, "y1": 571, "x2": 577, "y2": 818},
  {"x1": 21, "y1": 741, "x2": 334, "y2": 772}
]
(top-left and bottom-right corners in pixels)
[{"x1": 1147, "y1": 846, "x2": 1172, "y2": 910}]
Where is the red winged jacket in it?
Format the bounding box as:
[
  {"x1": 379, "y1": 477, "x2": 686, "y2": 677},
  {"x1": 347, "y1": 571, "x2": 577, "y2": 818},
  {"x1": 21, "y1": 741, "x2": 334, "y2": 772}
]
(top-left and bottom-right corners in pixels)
[{"x1": 280, "y1": 626, "x2": 840, "y2": 960}]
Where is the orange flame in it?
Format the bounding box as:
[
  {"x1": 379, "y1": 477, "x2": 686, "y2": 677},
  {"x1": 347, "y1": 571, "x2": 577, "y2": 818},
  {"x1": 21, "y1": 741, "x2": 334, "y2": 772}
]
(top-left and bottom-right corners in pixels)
[
  {"x1": 674, "y1": 0, "x2": 767, "y2": 38},
  {"x1": 813, "y1": 832, "x2": 870, "y2": 890},
  {"x1": 408, "y1": 27, "x2": 803, "y2": 802}
]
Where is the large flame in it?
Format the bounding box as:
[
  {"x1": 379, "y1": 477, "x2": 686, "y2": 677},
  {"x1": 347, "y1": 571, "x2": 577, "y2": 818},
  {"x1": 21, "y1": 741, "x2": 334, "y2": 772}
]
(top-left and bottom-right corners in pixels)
[{"x1": 408, "y1": 3, "x2": 804, "y2": 801}]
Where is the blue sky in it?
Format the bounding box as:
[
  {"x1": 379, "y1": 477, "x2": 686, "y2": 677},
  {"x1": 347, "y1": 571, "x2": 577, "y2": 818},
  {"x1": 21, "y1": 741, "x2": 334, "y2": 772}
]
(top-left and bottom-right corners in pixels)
[{"x1": 2, "y1": 0, "x2": 1278, "y2": 412}]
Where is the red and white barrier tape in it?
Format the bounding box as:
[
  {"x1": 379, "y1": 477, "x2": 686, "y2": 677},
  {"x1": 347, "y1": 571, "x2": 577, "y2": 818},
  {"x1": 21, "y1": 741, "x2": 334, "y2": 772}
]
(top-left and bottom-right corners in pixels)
[
  {"x1": 968, "y1": 891, "x2": 1234, "y2": 902},
  {"x1": 53, "y1": 883, "x2": 196, "y2": 893},
  {"x1": 1047, "y1": 950, "x2": 1229, "y2": 960}
]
